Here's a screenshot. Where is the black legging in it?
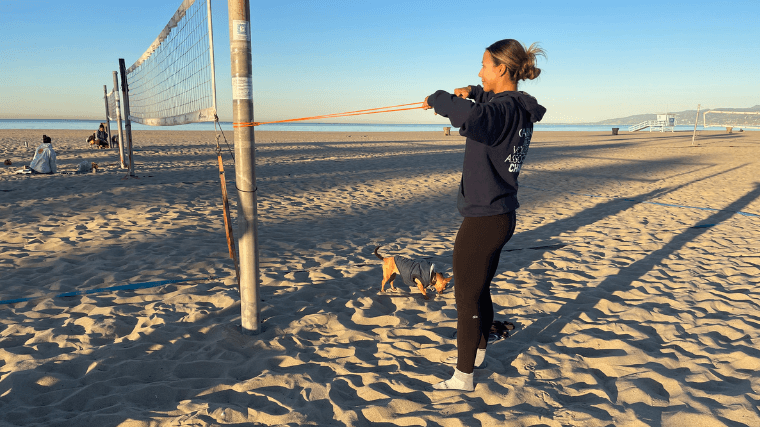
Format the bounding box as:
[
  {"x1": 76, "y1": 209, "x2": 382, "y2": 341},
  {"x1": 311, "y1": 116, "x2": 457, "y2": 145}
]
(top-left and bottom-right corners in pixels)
[{"x1": 453, "y1": 211, "x2": 516, "y2": 374}]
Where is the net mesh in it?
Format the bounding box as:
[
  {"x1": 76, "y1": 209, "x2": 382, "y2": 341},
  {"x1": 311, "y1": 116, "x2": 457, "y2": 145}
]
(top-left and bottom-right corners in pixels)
[
  {"x1": 125, "y1": 0, "x2": 214, "y2": 126},
  {"x1": 704, "y1": 111, "x2": 760, "y2": 129},
  {"x1": 106, "y1": 89, "x2": 120, "y2": 121}
]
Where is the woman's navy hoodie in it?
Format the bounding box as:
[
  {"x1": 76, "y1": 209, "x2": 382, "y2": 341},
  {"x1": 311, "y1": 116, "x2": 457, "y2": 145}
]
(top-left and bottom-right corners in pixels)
[{"x1": 427, "y1": 85, "x2": 546, "y2": 217}]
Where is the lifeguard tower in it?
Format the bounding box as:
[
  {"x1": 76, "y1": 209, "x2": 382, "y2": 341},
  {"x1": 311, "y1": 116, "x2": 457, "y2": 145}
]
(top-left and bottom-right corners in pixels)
[{"x1": 629, "y1": 114, "x2": 676, "y2": 132}]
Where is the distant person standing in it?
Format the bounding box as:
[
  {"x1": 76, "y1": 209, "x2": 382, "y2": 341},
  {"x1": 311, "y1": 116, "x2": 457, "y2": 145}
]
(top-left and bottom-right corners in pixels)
[
  {"x1": 422, "y1": 39, "x2": 546, "y2": 391},
  {"x1": 29, "y1": 135, "x2": 58, "y2": 174}
]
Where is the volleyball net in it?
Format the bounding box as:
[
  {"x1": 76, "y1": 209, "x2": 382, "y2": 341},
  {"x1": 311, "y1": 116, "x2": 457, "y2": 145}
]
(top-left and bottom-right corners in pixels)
[
  {"x1": 106, "y1": 89, "x2": 119, "y2": 121},
  {"x1": 704, "y1": 110, "x2": 760, "y2": 130},
  {"x1": 124, "y1": 0, "x2": 216, "y2": 126}
]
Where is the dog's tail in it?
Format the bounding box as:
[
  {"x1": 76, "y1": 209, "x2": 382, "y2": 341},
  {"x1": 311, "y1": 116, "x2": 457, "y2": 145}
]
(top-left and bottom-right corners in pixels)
[{"x1": 373, "y1": 245, "x2": 384, "y2": 260}]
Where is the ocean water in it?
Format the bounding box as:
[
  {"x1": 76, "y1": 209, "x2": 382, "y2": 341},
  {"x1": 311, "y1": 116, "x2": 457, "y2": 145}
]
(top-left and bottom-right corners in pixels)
[{"x1": 0, "y1": 119, "x2": 744, "y2": 133}]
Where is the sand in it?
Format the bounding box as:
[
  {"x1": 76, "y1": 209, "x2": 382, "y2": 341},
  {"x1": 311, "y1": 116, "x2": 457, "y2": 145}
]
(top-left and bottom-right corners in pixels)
[{"x1": 1, "y1": 128, "x2": 759, "y2": 426}]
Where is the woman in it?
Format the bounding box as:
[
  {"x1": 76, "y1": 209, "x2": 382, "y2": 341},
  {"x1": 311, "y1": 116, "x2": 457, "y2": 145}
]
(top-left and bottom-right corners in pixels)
[
  {"x1": 96, "y1": 124, "x2": 109, "y2": 148},
  {"x1": 422, "y1": 39, "x2": 546, "y2": 391}
]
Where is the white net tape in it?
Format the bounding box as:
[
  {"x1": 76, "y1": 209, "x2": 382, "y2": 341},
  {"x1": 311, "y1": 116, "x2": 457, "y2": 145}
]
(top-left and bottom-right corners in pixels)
[
  {"x1": 704, "y1": 111, "x2": 760, "y2": 129},
  {"x1": 125, "y1": 0, "x2": 215, "y2": 126}
]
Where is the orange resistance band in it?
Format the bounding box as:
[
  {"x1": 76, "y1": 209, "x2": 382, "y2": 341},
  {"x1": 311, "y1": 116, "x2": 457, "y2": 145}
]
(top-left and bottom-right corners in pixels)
[{"x1": 233, "y1": 102, "x2": 425, "y2": 128}]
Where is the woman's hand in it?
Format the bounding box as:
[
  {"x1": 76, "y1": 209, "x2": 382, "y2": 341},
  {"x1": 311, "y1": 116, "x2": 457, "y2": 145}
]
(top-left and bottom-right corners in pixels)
[
  {"x1": 422, "y1": 96, "x2": 437, "y2": 115},
  {"x1": 454, "y1": 86, "x2": 471, "y2": 98}
]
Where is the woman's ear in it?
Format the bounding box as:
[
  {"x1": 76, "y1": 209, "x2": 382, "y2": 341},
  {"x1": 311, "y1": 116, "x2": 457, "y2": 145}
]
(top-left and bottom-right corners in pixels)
[{"x1": 497, "y1": 63, "x2": 508, "y2": 77}]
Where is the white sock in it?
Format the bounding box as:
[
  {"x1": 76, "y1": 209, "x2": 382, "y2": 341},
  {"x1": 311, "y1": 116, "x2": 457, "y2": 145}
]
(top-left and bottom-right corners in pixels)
[
  {"x1": 432, "y1": 368, "x2": 474, "y2": 391},
  {"x1": 444, "y1": 349, "x2": 487, "y2": 368}
]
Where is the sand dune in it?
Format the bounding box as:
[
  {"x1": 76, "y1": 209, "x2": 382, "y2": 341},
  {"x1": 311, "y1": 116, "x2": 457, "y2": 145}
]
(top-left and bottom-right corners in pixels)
[{"x1": 1, "y1": 128, "x2": 759, "y2": 426}]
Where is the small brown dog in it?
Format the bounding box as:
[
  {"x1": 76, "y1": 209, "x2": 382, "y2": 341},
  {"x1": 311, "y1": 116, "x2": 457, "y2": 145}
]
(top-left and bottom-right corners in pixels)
[{"x1": 374, "y1": 246, "x2": 452, "y2": 299}]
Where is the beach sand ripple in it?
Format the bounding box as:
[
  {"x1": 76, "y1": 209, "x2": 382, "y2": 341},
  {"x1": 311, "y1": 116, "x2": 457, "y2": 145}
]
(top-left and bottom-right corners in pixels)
[{"x1": 2, "y1": 129, "x2": 760, "y2": 426}]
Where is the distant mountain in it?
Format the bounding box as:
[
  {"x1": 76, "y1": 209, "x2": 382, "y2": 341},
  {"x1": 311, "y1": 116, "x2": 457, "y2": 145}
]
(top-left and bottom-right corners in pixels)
[{"x1": 586, "y1": 105, "x2": 760, "y2": 126}]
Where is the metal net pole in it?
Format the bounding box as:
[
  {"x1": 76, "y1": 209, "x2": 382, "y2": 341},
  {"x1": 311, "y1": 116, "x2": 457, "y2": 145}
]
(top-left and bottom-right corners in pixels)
[
  {"x1": 103, "y1": 85, "x2": 112, "y2": 146},
  {"x1": 207, "y1": 0, "x2": 217, "y2": 114},
  {"x1": 119, "y1": 58, "x2": 137, "y2": 177},
  {"x1": 112, "y1": 71, "x2": 127, "y2": 169},
  {"x1": 228, "y1": 0, "x2": 260, "y2": 334}
]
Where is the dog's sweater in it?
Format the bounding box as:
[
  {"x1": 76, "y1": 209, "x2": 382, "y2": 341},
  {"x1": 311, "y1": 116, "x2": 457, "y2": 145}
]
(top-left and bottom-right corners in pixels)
[{"x1": 394, "y1": 256, "x2": 434, "y2": 287}]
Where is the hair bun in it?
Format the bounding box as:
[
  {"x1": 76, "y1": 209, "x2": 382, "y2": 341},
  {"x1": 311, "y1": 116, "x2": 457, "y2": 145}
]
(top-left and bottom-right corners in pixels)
[
  {"x1": 519, "y1": 62, "x2": 541, "y2": 81},
  {"x1": 487, "y1": 39, "x2": 545, "y2": 83}
]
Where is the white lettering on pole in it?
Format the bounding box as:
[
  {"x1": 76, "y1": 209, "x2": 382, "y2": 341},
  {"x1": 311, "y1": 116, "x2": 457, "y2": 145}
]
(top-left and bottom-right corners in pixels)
[
  {"x1": 232, "y1": 76, "x2": 253, "y2": 100},
  {"x1": 233, "y1": 20, "x2": 251, "y2": 41}
]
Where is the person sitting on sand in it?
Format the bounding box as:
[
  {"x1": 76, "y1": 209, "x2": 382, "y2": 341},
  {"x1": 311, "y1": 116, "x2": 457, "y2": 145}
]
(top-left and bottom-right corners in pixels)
[
  {"x1": 28, "y1": 135, "x2": 58, "y2": 174},
  {"x1": 87, "y1": 133, "x2": 108, "y2": 149},
  {"x1": 95, "y1": 124, "x2": 109, "y2": 148}
]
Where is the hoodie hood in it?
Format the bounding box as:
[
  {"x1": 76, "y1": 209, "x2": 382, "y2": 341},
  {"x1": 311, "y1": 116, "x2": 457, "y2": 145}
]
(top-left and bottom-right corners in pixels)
[{"x1": 494, "y1": 91, "x2": 546, "y2": 123}]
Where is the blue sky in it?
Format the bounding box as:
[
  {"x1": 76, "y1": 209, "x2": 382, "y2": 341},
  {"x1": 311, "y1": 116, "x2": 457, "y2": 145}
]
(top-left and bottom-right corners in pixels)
[{"x1": 1, "y1": 0, "x2": 758, "y2": 124}]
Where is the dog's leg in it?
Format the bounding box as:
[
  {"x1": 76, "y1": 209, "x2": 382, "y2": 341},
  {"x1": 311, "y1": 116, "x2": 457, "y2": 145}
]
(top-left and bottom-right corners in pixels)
[
  {"x1": 414, "y1": 278, "x2": 429, "y2": 300},
  {"x1": 387, "y1": 273, "x2": 397, "y2": 291},
  {"x1": 381, "y1": 258, "x2": 397, "y2": 293},
  {"x1": 381, "y1": 257, "x2": 400, "y2": 293},
  {"x1": 381, "y1": 272, "x2": 397, "y2": 293}
]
